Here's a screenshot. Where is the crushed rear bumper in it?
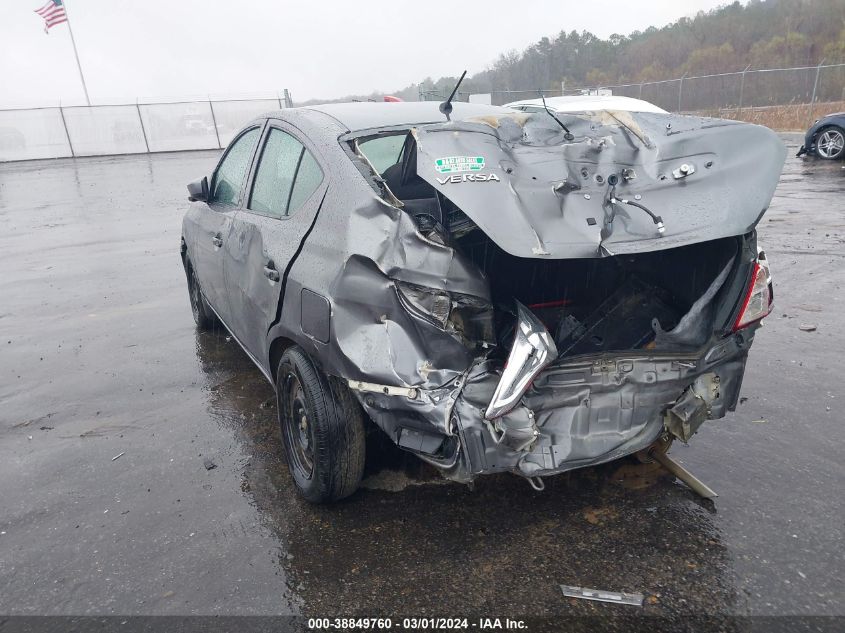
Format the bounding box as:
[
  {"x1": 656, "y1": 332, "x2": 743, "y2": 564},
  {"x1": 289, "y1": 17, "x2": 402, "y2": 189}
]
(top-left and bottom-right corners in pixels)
[{"x1": 353, "y1": 328, "x2": 753, "y2": 483}]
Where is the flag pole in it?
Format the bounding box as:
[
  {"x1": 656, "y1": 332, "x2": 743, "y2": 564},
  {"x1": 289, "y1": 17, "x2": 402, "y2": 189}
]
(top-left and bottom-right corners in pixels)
[{"x1": 61, "y1": 0, "x2": 91, "y2": 106}]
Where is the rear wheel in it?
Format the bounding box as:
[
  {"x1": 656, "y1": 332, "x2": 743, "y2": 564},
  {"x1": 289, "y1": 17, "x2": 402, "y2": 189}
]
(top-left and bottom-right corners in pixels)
[
  {"x1": 816, "y1": 126, "x2": 845, "y2": 160},
  {"x1": 276, "y1": 346, "x2": 366, "y2": 503},
  {"x1": 187, "y1": 262, "x2": 217, "y2": 330}
]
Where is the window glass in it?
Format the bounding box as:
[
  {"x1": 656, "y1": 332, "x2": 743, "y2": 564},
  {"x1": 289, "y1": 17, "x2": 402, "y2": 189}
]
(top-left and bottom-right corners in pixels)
[
  {"x1": 249, "y1": 128, "x2": 304, "y2": 218},
  {"x1": 288, "y1": 150, "x2": 323, "y2": 214},
  {"x1": 212, "y1": 127, "x2": 260, "y2": 205},
  {"x1": 358, "y1": 134, "x2": 406, "y2": 174}
]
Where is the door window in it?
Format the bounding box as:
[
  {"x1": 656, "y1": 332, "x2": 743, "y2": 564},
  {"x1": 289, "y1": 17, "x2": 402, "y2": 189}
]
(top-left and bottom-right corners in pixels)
[
  {"x1": 249, "y1": 128, "x2": 323, "y2": 218},
  {"x1": 288, "y1": 150, "x2": 323, "y2": 213},
  {"x1": 211, "y1": 127, "x2": 261, "y2": 206}
]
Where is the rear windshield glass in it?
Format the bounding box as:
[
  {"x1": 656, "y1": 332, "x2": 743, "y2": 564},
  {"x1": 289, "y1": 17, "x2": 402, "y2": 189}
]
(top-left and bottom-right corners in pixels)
[{"x1": 357, "y1": 134, "x2": 406, "y2": 174}]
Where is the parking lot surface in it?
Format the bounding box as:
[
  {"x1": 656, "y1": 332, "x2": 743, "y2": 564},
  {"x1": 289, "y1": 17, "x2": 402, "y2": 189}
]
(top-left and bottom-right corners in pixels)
[{"x1": 1, "y1": 136, "x2": 843, "y2": 622}]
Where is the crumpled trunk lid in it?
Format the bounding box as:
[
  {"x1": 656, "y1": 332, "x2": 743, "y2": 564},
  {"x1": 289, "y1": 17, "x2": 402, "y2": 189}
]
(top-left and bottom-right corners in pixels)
[{"x1": 414, "y1": 111, "x2": 785, "y2": 258}]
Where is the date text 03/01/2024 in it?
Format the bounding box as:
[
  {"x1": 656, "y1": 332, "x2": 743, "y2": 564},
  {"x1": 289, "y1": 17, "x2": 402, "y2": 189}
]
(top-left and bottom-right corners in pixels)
[{"x1": 307, "y1": 618, "x2": 528, "y2": 630}]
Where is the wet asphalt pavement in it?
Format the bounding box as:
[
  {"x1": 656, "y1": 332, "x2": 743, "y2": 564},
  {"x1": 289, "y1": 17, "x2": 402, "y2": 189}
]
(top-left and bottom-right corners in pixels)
[{"x1": 0, "y1": 135, "x2": 843, "y2": 623}]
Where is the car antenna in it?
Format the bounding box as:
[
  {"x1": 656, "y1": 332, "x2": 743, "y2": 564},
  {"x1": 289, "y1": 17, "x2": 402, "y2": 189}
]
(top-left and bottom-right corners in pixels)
[
  {"x1": 439, "y1": 70, "x2": 467, "y2": 120},
  {"x1": 539, "y1": 92, "x2": 574, "y2": 141}
]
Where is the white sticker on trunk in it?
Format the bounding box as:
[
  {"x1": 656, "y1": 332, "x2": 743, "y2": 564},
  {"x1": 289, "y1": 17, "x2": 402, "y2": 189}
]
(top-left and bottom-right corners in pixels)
[{"x1": 435, "y1": 156, "x2": 485, "y2": 173}]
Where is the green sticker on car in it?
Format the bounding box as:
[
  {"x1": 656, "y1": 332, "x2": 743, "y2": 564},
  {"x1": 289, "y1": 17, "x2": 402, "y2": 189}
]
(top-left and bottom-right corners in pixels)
[{"x1": 435, "y1": 156, "x2": 485, "y2": 173}]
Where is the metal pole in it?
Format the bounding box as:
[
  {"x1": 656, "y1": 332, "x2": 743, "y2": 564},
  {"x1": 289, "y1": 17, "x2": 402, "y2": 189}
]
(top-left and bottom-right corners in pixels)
[
  {"x1": 208, "y1": 98, "x2": 222, "y2": 149},
  {"x1": 62, "y1": 0, "x2": 91, "y2": 106},
  {"x1": 639, "y1": 82, "x2": 644, "y2": 99},
  {"x1": 677, "y1": 73, "x2": 686, "y2": 113},
  {"x1": 57, "y1": 104, "x2": 75, "y2": 157},
  {"x1": 811, "y1": 59, "x2": 825, "y2": 104},
  {"x1": 277, "y1": 93, "x2": 283, "y2": 109},
  {"x1": 135, "y1": 101, "x2": 150, "y2": 153},
  {"x1": 738, "y1": 64, "x2": 751, "y2": 113}
]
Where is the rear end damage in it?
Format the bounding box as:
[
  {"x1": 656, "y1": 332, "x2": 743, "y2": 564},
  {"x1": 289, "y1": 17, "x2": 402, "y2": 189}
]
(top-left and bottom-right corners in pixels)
[
  {"x1": 353, "y1": 235, "x2": 772, "y2": 484},
  {"x1": 343, "y1": 109, "x2": 783, "y2": 484}
]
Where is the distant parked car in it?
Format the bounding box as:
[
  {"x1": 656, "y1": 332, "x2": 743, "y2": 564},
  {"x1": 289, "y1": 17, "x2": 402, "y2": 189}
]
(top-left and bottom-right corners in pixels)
[
  {"x1": 505, "y1": 95, "x2": 667, "y2": 114},
  {"x1": 797, "y1": 112, "x2": 845, "y2": 160}
]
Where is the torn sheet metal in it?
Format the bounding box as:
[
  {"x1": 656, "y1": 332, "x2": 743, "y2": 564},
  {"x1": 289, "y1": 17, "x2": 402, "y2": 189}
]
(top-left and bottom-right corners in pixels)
[{"x1": 414, "y1": 111, "x2": 786, "y2": 258}]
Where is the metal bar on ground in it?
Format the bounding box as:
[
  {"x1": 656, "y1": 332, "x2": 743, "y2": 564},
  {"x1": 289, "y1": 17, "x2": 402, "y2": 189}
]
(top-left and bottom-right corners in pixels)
[
  {"x1": 560, "y1": 585, "x2": 644, "y2": 606},
  {"x1": 650, "y1": 449, "x2": 718, "y2": 499}
]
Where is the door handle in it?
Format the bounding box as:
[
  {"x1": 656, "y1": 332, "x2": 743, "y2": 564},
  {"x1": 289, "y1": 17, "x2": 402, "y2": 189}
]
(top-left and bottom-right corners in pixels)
[
  {"x1": 211, "y1": 234, "x2": 223, "y2": 248},
  {"x1": 263, "y1": 265, "x2": 280, "y2": 282}
]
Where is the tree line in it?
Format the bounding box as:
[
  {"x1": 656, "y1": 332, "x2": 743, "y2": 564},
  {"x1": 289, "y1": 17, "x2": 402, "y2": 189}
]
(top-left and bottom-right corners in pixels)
[{"x1": 302, "y1": 0, "x2": 845, "y2": 104}]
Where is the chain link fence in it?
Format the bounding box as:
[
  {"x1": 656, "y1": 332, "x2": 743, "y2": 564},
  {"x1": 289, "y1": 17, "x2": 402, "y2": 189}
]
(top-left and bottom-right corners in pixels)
[
  {"x1": 423, "y1": 63, "x2": 845, "y2": 112},
  {"x1": 4, "y1": 63, "x2": 845, "y2": 162},
  {"x1": 0, "y1": 94, "x2": 293, "y2": 162}
]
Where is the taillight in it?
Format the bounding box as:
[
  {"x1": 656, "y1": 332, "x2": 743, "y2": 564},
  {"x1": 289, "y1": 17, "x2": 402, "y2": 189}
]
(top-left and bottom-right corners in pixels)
[{"x1": 733, "y1": 252, "x2": 773, "y2": 331}]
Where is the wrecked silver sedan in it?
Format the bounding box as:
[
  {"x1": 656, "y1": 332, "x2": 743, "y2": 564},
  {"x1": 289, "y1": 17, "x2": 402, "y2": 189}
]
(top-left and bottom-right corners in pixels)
[{"x1": 181, "y1": 102, "x2": 784, "y2": 502}]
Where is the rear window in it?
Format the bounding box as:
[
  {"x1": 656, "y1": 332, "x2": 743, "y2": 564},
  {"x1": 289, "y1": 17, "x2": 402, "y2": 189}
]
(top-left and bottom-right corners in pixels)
[{"x1": 358, "y1": 134, "x2": 405, "y2": 174}]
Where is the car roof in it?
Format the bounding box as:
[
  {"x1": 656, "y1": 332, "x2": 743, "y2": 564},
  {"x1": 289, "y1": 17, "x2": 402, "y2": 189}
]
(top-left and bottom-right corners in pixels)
[
  {"x1": 297, "y1": 101, "x2": 507, "y2": 132},
  {"x1": 504, "y1": 95, "x2": 667, "y2": 114}
]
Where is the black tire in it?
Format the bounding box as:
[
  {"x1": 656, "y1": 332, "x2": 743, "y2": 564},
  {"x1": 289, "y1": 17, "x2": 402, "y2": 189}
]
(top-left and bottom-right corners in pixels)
[
  {"x1": 186, "y1": 261, "x2": 217, "y2": 331},
  {"x1": 276, "y1": 346, "x2": 366, "y2": 503},
  {"x1": 815, "y1": 125, "x2": 845, "y2": 160}
]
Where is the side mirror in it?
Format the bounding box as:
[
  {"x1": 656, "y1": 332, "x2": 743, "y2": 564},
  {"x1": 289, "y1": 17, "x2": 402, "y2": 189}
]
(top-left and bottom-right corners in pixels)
[{"x1": 187, "y1": 176, "x2": 209, "y2": 202}]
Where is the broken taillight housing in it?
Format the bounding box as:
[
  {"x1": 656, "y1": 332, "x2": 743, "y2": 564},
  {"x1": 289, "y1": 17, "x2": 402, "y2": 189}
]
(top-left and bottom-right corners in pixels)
[
  {"x1": 485, "y1": 303, "x2": 557, "y2": 420},
  {"x1": 733, "y1": 251, "x2": 773, "y2": 331},
  {"x1": 395, "y1": 281, "x2": 452, "y2": 328},
  {"x1": 394, "y1": 281, "x2": 494, "y2": 343}
]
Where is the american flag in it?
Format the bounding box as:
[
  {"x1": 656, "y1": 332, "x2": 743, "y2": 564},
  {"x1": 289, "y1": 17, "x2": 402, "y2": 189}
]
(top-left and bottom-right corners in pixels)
[{"x1": 34, "y1": 0, "x2": 68, "y2": 33}]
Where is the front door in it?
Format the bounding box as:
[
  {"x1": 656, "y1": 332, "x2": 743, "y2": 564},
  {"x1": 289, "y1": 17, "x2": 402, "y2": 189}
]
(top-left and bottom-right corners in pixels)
[{"x1": 223, "y1": 123, "x2": 328, "y2": 370}]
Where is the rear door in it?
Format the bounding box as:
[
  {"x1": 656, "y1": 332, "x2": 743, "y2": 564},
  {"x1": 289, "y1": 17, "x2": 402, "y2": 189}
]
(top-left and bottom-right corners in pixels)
[
  {"x1": 190, "y1": 125, "x2": 262, "y2": 323},
  {"x1": 222, "y1": 122, "x2": 327, "y2": 369}
]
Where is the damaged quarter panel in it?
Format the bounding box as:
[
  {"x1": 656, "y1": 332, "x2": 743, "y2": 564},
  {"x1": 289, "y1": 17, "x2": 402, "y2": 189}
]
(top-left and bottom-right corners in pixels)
[{"x1": 265, "y1": 107, "x2": 492, "y2": 394}]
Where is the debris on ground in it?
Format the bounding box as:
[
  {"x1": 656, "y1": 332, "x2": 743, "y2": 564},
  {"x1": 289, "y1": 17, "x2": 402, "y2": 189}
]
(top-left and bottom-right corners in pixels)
[
  {"x1": 111, "y1": 452, "x2": 125, "y2": 461},
  {"x1": 203, "y1": 457, "x2": 217, "y2": 471},
  {"x1": 560, "y1": 585, "x2": 644, "y2": 606},
  {"x1": 799, "y1": 324, "x2": 817, "y2": 332},
  {"x1": 583, "y1": 506, "x2": 620, "y2": 525},
  {"x1": 752, "y1": 418, "x2": 767, "y2": 424}
]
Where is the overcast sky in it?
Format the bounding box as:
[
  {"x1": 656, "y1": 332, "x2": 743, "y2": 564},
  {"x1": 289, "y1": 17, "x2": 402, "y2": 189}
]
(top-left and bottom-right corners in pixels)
[{"x1": 1, "y1": 0, "x2": 730, "y2": 107}]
